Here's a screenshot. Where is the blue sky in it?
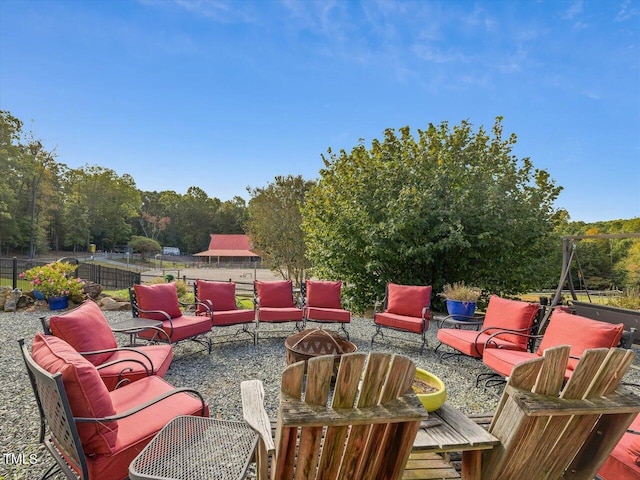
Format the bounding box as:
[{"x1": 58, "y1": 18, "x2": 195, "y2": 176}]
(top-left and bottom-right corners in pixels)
[{"x1": 1, "y1": 0, "x2": 639, "y2": 223}]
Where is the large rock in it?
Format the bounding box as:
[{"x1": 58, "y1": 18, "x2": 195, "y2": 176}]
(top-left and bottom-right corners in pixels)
[
  {"x1": 83, "y1": 281, "x2": 103, "y2": 299},
  {"x1": 100, "y1": 296, "x2": 130, "y2": 311}
]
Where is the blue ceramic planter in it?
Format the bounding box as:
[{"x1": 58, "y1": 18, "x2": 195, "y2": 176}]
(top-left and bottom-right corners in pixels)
[
  {"x1": 446, "y1": 299, "x2": 476, "y2": 321},
  {"x1": 48, "y1": 296, "x2": 69, "y2": 310}
]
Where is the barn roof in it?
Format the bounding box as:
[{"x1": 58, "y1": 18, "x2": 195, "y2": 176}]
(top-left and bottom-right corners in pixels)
[{"x1": 193, "y1": 234, "x2": 259, "y2": 257}]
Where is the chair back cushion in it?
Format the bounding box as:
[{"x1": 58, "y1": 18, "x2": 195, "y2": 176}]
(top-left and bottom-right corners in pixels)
[
  {"x1": 31, "y1": 333, "x2": 118, "y2": 455},
  {"x1": 386, "y1": 283, "x2": 432, "y2": 318},
  {"x1": 196, "y1": 280, "x2": 237, "y2": 313},
  {"x1": 306, "y1": 280, "x2": 342, "y2": 309},
  {"x1": 133, "y1": 283, "x2": 182, "y2": 320},
  {"x1": 49, "y1": 300, "x2": 117, "y2": 366},
  {"x1": 256, "y1": 280, "x2": 294, "y2": 308},
  {"x1": 538, "y1": 309, "x2": 624, "y2": 369},
  {"x1": 483, "y1": 296, "x2": 539, "y2": 350}
]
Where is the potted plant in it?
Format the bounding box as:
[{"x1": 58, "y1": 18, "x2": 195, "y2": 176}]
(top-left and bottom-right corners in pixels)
[
  {"x1": 439, "y1": 282, "x2": 482, "y2": 320},
  {"x1": 412, "y1": 368, "x2": 446, "y2": 412},
  {"x1": 20, "y1": 262, "x2": 85, "y2": 310}
]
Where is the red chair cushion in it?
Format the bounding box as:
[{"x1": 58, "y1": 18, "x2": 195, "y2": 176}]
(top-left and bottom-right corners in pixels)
[
  {"x1": 133, "y1": 283, "x2": 182, "y2": 320},
  {"x1": 196, "y1": 280, "x2": 237, "y2": 313},
  {"x1": 482, "y1": 348, "x2": 540, "y2": 377},
  {"x1": 97, "y1": 345, "x2": 173, "y2": 391},
  {"x1": 31, "y1": 333, "x2": 117, "y2": 455},
  {"x1": 538, "y1": 310, "x2": 624, "y2": 370},
  {"x1": 306, "y1": 280, "x2": 342, "y2": 309},
  {"x1": 305, "y1": 307, "x2": 351, "y2": 323},
  {"x1": 386, "y1": 283, "x2": 432, "y2": 318},
  {"x1": 597, "y1": 414, "x2": 640, "y2": 480},
  {"x1": 49, "y1": 300, "x2": 117, "y2": 366},
  {"x1": 257, "y1": 307, "x2": 303, "y2": 322},
  {"x1": 87, "y1": 375, "x2": 209, "y2": 480},
  {"x1": 482, "y1": 296, "x2": 539, "y2": 350},
  {"x1": 437, "y1": 329, "x2": 527, "y2": 358},
  {"x1": 212, "y1": 309, "x2": 256, "y2": 327},
  {"x1": 137, "y1": 314, "x2": 212, "y2": 342},
  {"x1": 256, "y1": 280, "x2": 294, "y2": 308},
  {"x1": 375, "y1": 312, "x2": 426, "y2": 334}
]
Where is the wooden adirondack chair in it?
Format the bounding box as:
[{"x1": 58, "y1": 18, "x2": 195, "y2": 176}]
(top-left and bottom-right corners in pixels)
[
  {"x1": 241, "y1": 352, "x2": 428, "y2": 480},
  {"x1": 482, "y1": 345, "x2": 640, "y2": 480}
]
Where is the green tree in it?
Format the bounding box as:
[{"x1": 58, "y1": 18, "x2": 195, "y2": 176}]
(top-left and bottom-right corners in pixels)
[
  {"x1": 0, "y1": 111, "x2": 24, "y2": 254},
  {"x1": 246, "y1": 175, "x2": 313, "y2": 285},
  {"x1": 128, "y1": 235, "x2": 161, "y2": 259},
  {"x1": 68, "y1": 165, "x2": 140, "y2": 251},
  {"x1": 303, "y1": 118, "x2": 562, "y2": 310}
]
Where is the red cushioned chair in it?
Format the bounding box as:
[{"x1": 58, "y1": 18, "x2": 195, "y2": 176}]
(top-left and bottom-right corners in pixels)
[
  {"x1": 194, "y1": 279, "x2": 256, "y2": 345},
  {"x1": 41, "y1": 300, "x2": 173, "y2": 391},
  {"x1": 435, "y1": 295, "x2": 540, "y2": 362},
  {"x1": 301, "y1": 280, "x2": 351, "y2": 339},
  {"x1": 254, "y1": 280, "x2": 303, "y2": 343},
  {"x1": 371, "y1": 282, "x2": 432, "y2": 353},
  {"x1": 20, "y1": 333, "x2": 208, "y2": 480},
  {"x1": 482, "y1": 309, "x2": 625, "y2": 381},
  {"x1": 129, "y1": 282, "x2": 214, "y2": 353}
]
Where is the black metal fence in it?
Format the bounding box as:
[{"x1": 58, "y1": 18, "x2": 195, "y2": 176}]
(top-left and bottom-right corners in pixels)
[{"x1": 1, "y1": 257, "x2": 140, "y2": 291}]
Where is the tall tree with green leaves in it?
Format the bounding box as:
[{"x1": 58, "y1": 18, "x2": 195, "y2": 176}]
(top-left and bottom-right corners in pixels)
[
  {"x1": 246, "y1": 175, "x2": 313, "y2": 285},
  {"x1": 303, "y1": 118, "x2": 563, "y2": 310},
  {"x1": 0, "y1": 110, "x2": 24, "y2": 254}
]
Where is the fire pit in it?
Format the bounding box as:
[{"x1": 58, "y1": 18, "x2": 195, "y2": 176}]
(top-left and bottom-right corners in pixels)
[{"x1": 284, "y1": 329, "x2": 357, "y2": 375}]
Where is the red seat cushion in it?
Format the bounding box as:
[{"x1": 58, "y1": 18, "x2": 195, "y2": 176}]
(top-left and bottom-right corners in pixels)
[
  {"x1": 49, "y1": 300, "x2": 118, "y2": 366},
  {"x1": 138, "y1": 314, "x2": 212, "y2": 342},
  {"x1": 256, "y1": 280, "x2": 295, "y2": 308},
  {"x1": 306, "y1": 280, "x2": 343, "y2": 309},
  {"x1": 196, "y1": 280, "x2": 238, "y2": 313},
  {"x1": 85, "y1": 375, "x2": 209, "y2": 480},
  {"x1": 31, "y1": 333, "x2": 117, "y2": 455},
  {"x1": 482, "y1": 348, "x2": 540, "y2": 377},
  {"x1": 133, "y1": 283, "x2": 182, "y2": 320},
  {"x1": 375, "y1": 312, "x2": 426, "y2": 334},
  {"x1": 257, "y1": 307, "x2": 303, "y2": 322},
  {"x1": 386, "y1": 283, "x2": 432, "y2": 318},
  {"x1": 212, "y1": 309, "x2": 256, "y2": 327},
  {"x1": 538, "y1": 310, "x2": 624, "y2": 370},
  {"x1": 481, "y1": 296, "x2": 539, "y2": 350},
  {"x1": 597, "y1": 414, "x2": 640, "y2": 480},
  {"x1": 305, "y1": 306, "x2": 351, "y2": 323},
  {"x1": 97, "y1": 345, "x2": 173, "y2": 391},
  {"x1": 437, "y1": 329, "x2": 527, "y2": 358}
]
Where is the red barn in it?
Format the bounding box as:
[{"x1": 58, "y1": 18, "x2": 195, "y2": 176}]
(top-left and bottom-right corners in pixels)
[{"x1": 194, "y1": 234, "x2": 260, "y2": 267}]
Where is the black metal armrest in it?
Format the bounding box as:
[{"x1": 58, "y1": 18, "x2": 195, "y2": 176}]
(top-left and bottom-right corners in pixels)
[
  {"x1": 81, "y1": 347, "x2": 155, "y2": 374},
  {"x1": 74, "y1": 387, "x2": 207, "y2": 420},
  {"x1": 484, "y1": 329, "x2": 542, "y2": 351},
  {"x1": 133, "y1": 306, "x2": 172, "y2": 321},
  {"x1": 95, "y1": 358, "x2": 150, "y2": 378}
]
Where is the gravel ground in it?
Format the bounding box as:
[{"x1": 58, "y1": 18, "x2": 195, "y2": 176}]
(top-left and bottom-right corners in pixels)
[{"x1": 2, "y1": 306, "x2": 639, "y2": 479}]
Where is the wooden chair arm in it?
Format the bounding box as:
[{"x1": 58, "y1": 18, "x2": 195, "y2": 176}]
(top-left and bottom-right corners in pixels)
[
  {"x1": 278, "y1": 393, "x2": 427, "y2": 428},
  {"x1": 241, "y1": 380, "x2": 275, "y2": 453}
]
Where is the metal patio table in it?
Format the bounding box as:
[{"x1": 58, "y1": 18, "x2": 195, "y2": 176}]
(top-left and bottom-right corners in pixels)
[{"x1": 129, "y1": 415, "x2": 258, "y2": 480}]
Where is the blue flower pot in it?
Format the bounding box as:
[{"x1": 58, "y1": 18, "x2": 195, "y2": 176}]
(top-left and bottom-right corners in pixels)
[
  {"x1": 48, "y1": 296, "x2": 69, "y2": 310},
  {"x1": 33, "y1": 290, "x2": 45, "y2": 300},
  {"x1": 446, "y1": 299, "x2": 476, "y2": 321}
]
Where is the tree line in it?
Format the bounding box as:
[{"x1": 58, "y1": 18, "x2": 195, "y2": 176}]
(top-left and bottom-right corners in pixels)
[
  {"x1": 3, "y1": 110, "x2": 638, "y2": 309},
  {"x1": 0, "y1": 110, "x2": 248, "y2": 257}
]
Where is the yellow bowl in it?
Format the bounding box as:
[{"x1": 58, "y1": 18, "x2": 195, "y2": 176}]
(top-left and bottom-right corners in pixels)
[{"x1": 413, "y1": 368, "x2": 447, "y2": 412}]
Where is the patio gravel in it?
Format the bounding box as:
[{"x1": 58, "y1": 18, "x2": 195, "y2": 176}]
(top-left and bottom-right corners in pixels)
[{"x1": 1, "y1": 306, "x2": 639, "y2": 479}]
